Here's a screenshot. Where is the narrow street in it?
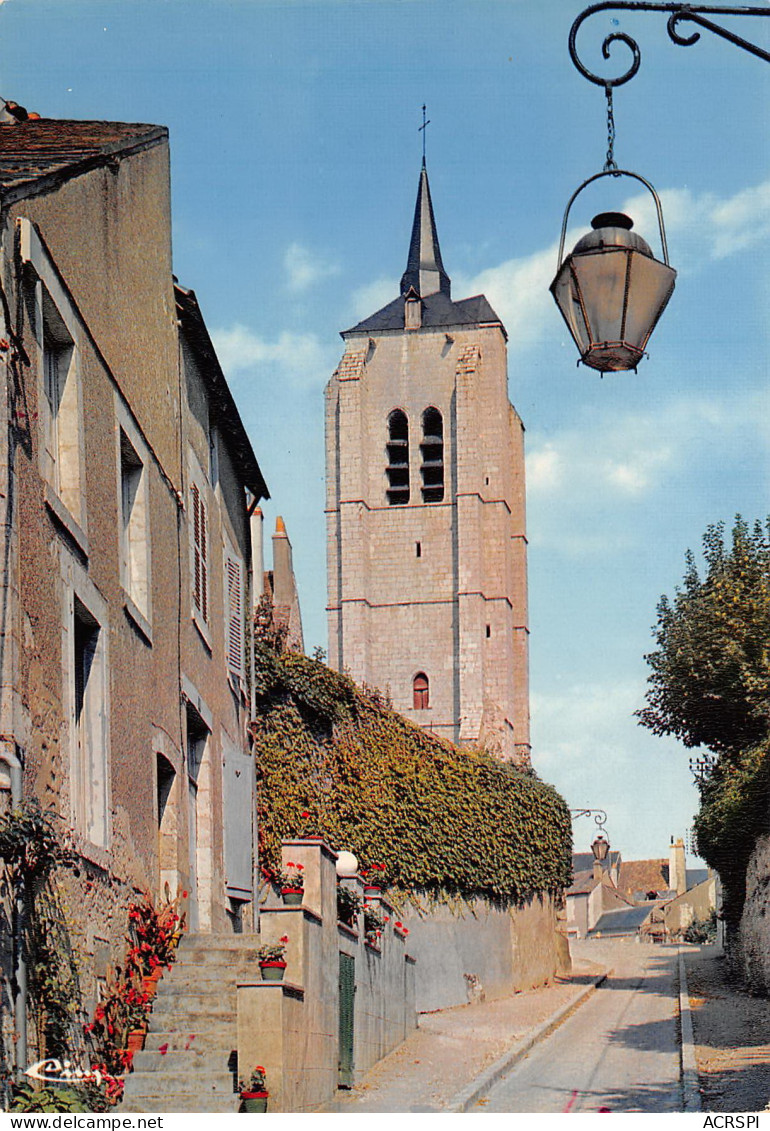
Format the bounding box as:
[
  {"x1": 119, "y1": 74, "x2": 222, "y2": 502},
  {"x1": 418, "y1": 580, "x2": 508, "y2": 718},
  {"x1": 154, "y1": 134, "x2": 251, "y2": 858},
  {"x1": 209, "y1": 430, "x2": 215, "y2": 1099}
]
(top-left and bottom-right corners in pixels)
[{"x1": 481, "y1": 943, "x2": 682, "y2": 1113}]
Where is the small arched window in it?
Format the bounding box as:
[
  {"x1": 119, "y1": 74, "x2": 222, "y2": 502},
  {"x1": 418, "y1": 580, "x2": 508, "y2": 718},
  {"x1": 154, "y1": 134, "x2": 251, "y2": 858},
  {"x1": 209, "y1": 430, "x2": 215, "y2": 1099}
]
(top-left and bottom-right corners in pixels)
[
  {"x1": 421, "y1": 407, "x2": 444, "y2": 502},
  {"x1": 386, "y1": 410, "x2": 410, "y2": 505},
  {"x1": 413, "y1": 672, "x2": 429, "y2": 710}
]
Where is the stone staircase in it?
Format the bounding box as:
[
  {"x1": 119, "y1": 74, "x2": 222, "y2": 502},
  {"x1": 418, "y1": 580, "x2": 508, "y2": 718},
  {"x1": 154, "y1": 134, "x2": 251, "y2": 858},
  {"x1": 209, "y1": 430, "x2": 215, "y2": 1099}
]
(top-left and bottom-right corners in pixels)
[{"x1": 121, "y1": 934, "x2": 262, "y2": 1113}]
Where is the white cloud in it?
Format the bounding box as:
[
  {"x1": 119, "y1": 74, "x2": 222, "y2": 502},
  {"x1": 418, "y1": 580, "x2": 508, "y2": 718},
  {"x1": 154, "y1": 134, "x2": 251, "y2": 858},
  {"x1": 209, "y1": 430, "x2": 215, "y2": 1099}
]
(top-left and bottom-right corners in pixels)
[
  {"x1": 348, "y1": 276, "x2": 397, "y2": 323},
  {"x1": 210, "y1": 323, "x2": 338, "y2": 390},
  {"x1": 283, "y1": 242, "x2": 340, "y2": 293}
]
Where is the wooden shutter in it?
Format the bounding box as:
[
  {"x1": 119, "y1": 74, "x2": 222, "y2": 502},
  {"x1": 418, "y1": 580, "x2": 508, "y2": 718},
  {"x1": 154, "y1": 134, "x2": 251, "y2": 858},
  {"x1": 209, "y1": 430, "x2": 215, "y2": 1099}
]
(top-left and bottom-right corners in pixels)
[
  {"x1": 192, "y1": 482, "x2": 208, "y2": 622},
  {"x1": 226, "y1": 554, "x2": 243, "y2": 678}
]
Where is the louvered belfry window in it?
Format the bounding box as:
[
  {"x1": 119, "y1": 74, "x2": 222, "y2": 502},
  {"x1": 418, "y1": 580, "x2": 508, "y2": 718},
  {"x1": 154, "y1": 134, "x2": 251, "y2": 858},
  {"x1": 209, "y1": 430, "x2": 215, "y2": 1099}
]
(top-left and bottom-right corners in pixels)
[
  {"x1": 191, "y1": 482, "x2": 208, "y2": 622},
  {"x1": 226, "y1": 554, "x2": 243, "y2": 679},
  {"x1": 386, "y1": 409, "x2": 410, "y2": 505},
  {"x1": 420, "y1": 407, "x2": 444, "y2": 502}
]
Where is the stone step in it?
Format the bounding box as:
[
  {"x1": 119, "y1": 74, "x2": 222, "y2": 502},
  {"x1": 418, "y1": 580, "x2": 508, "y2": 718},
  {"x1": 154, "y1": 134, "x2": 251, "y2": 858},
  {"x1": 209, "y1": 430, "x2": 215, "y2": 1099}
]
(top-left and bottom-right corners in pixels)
[
  {"x1": 132, "y1": 1048, "x2": 236, "y2": 1073},
  {"x1": 123, "y1": 1070, "x2": 235, "y2": 1096},
  {"x1": 121, "y1": 1093, "x2": 239, "y2": 1114},
  {"x1": 144, "y1": 1025, "x2": 236, "y2": 1047},
  {"x1": 150, "y1": 994, "x2": 237, "y2": 1017}
]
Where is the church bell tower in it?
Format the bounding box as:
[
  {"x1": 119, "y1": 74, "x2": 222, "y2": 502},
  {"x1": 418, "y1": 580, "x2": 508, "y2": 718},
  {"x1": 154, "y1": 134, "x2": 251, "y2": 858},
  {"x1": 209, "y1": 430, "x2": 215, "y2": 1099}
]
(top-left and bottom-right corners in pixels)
[{"x1": 325, "y1": 162, "x2": 530, "y2": 765}]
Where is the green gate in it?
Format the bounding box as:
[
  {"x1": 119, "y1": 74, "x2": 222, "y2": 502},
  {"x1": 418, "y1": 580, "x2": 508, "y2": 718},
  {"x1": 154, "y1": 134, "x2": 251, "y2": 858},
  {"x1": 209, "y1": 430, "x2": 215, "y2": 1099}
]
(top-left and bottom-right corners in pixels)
[{"x1": 338, "y1": 952, "x2": 355, "y2": 1088}]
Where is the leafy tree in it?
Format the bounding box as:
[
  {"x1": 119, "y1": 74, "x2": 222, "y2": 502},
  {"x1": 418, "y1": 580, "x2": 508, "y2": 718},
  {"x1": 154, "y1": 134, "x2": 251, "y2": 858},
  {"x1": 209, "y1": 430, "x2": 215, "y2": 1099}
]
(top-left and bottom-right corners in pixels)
[{"x1": 637, "y1": 517, "x2": 770, "y2": 757}]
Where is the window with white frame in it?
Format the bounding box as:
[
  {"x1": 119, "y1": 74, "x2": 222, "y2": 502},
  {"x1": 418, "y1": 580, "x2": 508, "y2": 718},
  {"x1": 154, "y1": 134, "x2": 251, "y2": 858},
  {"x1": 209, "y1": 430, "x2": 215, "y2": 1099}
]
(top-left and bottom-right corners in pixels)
[
  {"x1": 20, "y1": 219, "x2": 86, "y2": 536},
  {"x1": 224, "y1": 542, "x2": 244, "y2": 683},
  {"x1": 72, "y1": 596, "x2": 109, "y2": 846}
]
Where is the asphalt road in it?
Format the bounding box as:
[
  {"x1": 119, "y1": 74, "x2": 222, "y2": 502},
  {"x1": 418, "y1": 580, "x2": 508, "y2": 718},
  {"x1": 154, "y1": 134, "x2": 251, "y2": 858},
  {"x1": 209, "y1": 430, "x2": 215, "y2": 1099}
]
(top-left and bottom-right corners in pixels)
[{"x1": 480, "y1": 943, "x2": 683, "y2": 1113}]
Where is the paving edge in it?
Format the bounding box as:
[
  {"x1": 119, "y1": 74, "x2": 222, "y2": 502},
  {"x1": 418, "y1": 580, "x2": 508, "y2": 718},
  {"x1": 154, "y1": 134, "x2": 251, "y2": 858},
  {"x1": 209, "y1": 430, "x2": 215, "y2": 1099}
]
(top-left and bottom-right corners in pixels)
[
  {"x1": 678, "y1": 948, "x2": 702, "y2": 1113},
  {"x1": 446, "y1": 970, "x2": 608, "y2": 1113}
]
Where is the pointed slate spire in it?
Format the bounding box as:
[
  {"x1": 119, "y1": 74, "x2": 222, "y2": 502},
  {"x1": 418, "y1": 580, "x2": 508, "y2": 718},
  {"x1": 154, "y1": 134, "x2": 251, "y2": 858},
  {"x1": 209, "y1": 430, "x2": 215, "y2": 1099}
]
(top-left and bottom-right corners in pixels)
[{"x1": 400, "y1": 161, "x2": 451, "y2": 299}]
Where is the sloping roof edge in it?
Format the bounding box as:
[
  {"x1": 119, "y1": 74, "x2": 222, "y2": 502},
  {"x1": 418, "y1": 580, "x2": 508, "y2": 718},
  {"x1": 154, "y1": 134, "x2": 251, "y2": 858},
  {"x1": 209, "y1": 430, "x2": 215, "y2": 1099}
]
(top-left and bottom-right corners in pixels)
[{"x1": 175, "y1": 284, "x2": 269, "y2": 502}]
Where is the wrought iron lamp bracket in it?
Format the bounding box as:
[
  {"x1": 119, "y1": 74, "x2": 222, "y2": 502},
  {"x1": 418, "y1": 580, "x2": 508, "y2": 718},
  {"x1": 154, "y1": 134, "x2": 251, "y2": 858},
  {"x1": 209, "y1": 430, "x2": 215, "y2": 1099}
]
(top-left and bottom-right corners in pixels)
[
  {"x1": 570, "y1": 807, "x2": 609, "y2": 833},
  {"x1": 556, "y1": 167, "x2": 671, "y2": 271},
  {"x1": 570, "y1": 3, "x2": 770, "y2": 89}
]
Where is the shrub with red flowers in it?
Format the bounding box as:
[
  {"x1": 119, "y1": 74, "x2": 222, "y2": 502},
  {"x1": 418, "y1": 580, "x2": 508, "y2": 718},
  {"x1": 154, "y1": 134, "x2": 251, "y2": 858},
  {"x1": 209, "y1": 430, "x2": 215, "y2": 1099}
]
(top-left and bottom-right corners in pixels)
[
  {"x1": 363, "y1": 903, "x2": 386, "y2": 947},
  {"x1": 84, "y1": 966, "x2": 151, "y2": 1076},
  {"x1": 278, "y1": 862, "x2": 304, "y2": 892},
  {"x1": 257, "y1": 935, "x2": 289, "y2": 964},
  {"x1": 126, "y1": 890, "x2": 187, "y2": 975}
]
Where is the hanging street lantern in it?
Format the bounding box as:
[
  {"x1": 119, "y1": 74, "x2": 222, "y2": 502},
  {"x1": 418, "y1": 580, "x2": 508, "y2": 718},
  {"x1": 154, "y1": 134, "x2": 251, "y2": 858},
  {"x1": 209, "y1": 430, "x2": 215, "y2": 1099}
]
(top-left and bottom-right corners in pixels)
[
  {"x1": 591, "y1": 833, "x2": 610, "y2": 862},
  {"x1": 551, "y1": 169, "x2": 676, "y2": 373}
]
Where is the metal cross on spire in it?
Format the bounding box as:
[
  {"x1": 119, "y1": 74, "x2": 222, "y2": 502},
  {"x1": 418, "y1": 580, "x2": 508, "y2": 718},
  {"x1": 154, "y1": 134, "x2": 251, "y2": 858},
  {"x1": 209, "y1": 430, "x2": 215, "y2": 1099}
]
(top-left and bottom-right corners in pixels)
[{"x1": 418, "y1": 104, "x2": 431, "y2": 166}]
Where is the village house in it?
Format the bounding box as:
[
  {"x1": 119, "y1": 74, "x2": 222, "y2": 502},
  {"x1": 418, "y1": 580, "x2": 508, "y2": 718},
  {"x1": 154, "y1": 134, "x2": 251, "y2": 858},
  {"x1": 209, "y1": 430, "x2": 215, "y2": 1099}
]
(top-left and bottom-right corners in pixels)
[{"x1": 0, "y1": 113, "x2": 267, "y2": 1076}]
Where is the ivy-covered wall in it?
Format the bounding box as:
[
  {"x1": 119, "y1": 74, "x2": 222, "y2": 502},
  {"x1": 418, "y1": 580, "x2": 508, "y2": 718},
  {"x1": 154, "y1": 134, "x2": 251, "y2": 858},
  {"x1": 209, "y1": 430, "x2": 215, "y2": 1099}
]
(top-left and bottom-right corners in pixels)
[{"x1": 253, "y1": 645, "x2": 572, "y2": 906}]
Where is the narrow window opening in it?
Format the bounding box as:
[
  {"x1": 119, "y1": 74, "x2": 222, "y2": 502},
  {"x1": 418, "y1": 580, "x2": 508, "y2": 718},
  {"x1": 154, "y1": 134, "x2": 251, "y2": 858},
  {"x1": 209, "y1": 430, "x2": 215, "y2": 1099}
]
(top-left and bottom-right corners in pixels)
[
  {"x1": 421, "y1": 407, "x2": 444, "y2": 503},
  {"x1": 386, "y1": 410, "x2": 410, "y2": 505},
  {"x1": 413, "y1": 672, "x2": 429, "y2": 710},
  {"x1": 416, "y1": 542, "x2": 421, "y2": 558},
  {"x1": 486, "y1": 624, "x2": 491, "y2": 638},
  {"x1": 485, "y1": 476, "x2": 489, "y2": 486},
  {"x1": 73, "y1": 598, "x2": 107, "y2": 846},
  {"x1": 120, "y1": 429, "x2": 147, "y2": 614}
]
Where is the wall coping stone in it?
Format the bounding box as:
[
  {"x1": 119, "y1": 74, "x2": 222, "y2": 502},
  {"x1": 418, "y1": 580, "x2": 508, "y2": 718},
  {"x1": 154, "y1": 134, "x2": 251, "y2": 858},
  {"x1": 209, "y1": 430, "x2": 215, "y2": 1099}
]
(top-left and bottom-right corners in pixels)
[
  {"x1": 337, "y1": 922, "x2": 359, "y2": 941},
  {"x1": 237, "y1": 980, "x2": 305, "y2": 1001},
  {"x1": 260, "y1": 905, "x2": 322, "y2": 926},
  {"x1": 282, "y1": 837, "x2": 337, "y2": 863}
]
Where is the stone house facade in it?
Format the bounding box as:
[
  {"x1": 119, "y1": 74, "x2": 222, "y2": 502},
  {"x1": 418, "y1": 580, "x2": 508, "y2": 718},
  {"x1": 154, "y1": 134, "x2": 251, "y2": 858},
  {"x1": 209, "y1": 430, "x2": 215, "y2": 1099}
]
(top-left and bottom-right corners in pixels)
[
  {"x1": 325, "y1": 162, "x2": 530, "y2": 764},
  {"x1": 0, "y1": 116, "x2": 267, "y2": 1071}
]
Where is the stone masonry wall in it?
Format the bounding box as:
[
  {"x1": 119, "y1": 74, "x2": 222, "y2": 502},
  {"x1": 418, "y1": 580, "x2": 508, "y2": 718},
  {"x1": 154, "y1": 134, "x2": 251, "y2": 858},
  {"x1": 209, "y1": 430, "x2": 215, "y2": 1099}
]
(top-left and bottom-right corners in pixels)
[{"x1": 402, "y1": 893, "x2": 567, "y2": 1013}]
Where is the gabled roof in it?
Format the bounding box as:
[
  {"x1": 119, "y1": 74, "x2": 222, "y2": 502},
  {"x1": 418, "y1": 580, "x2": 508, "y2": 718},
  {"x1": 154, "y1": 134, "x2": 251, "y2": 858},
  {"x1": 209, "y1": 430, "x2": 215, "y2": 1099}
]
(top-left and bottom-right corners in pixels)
[
  {"x1": 566, "y1": 869, "x2": 600, "y2": 896},
  {"x1": 589, "y1": 905, "x2": 654, "y2": 936},
  {"x1": 342, "y1": 290, "x2": 504, "y2": 338},
  {"x1": 0, "y1": 119, "x2": 167, "y2": 202},
  {"x1": 617, "y1": 859, "x2": 669, "y2": 898},
  {"x1": 175, "y1": 284, "x2": 269, "y2": 503}
]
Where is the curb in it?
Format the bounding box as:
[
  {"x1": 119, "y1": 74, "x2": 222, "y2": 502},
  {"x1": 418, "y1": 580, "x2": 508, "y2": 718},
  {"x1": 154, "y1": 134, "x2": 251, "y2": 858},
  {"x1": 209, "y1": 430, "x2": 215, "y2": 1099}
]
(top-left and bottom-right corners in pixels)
[
  {"x1": 678, "y1": 948, "x2": 701, "y2": 1113},
  {"x1": 447, "y1": 970, "x2": 608, "y2": 1113}
]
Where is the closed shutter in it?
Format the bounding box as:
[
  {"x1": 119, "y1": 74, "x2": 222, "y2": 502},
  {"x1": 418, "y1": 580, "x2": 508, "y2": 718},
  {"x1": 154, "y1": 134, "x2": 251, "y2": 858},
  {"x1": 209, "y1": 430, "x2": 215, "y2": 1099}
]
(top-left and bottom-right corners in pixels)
[
  {"x1": 226, "y1": 554, "x2": 243, "y2": 679},
  {"x1": 192, "y1": 482, "x2": 208, "y2": 622}
]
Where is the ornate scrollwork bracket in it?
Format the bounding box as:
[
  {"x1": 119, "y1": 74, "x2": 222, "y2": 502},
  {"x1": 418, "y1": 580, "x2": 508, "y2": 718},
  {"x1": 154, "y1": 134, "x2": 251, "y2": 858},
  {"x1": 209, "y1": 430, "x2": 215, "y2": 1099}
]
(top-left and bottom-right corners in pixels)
[
  {"x1": 570, "y1": 3, "x2": 770, "y2": 89},
  {"x1": 570, "y1": 807, "x2": 609, "y2": 834}
]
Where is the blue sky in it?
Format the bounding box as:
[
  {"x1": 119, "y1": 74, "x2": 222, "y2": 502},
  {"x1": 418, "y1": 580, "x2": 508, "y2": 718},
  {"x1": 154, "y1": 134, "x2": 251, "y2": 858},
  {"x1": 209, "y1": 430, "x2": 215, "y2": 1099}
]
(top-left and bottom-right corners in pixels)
[{"x1": 5, "y1": 0, "x2": 770, "y2": 863}]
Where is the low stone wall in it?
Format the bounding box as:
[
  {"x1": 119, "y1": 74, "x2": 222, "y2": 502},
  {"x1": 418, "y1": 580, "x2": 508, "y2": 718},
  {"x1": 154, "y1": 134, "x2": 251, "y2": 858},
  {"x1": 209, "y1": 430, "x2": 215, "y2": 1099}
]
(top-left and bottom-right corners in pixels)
[
  {"x1": 402, "y1": 893, "x2": 568, "y2": 1013},
  {"x1": 238, "y1": 840, "x2": 416, "y2": 1112}
]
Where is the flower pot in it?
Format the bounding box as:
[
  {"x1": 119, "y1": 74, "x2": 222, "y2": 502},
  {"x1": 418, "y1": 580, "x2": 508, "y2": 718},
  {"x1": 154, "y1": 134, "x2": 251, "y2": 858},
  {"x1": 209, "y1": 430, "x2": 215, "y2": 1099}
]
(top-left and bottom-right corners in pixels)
[
  {"x1": 240, "y1": 1092, "x2": 268, "y2": 1113},
  {"x1": 259, "y1": 960, "x2": 286, "y2": 982},
  {"x1": 127, "y1": 1028, "x2": 146, "y2": 1054},
  {"x1": 364, "y1": 885, "x2": 381, "y2": 896},
  {"x1": 142, "y1": 971, "x2": 162, "y2": 997},
  {"x1": 281, "y1": 888, "x2": 303, "y2": 906}
]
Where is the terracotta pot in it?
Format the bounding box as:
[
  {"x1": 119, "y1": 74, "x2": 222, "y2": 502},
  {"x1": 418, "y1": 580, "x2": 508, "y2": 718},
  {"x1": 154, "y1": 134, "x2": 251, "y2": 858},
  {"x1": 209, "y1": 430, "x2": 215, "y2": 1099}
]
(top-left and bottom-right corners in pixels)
[
  {"x1": 126, "y1": 1028, "x2": 146, "y2": 1054},
  {"x1": 281, "y1": 888, "x2": 303, "y2": 906},
  {"x1": 259, "y1": 960, "x2": 286, "y2": 982},
  {"x1": 240, "y1": 1092, "x2": 268, "y2": 1112},
  {"x1": 142, "y1": 972, "x2": 162, "y2": 996},
  {"x1": 364, "y1": 884, "x2": 381, "y2": 895}
]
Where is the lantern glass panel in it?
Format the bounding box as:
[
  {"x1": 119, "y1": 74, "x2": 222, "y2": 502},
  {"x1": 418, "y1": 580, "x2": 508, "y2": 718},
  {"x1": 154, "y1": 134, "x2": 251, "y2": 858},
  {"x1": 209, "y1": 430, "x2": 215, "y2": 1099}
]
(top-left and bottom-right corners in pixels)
[
  {"x1": 570, "y1": 247, "x2": 630, "y2": 346},
  {"x1": 622, "y1": 252, "x2": 677, "y2": 351},
  {"x1": 551, "y1": 262, "x2": 590, "y2": 354}
]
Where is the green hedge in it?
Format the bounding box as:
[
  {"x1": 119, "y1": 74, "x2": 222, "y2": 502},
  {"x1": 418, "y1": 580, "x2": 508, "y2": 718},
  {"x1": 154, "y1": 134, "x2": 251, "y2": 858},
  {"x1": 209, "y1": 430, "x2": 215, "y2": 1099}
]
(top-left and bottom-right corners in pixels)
[
  {"x1": 253, "y1": 645, "x2": 572, "y2": 906},
  {"x1": 694, "y1": 740, "x2": 770, "y2": 923}
]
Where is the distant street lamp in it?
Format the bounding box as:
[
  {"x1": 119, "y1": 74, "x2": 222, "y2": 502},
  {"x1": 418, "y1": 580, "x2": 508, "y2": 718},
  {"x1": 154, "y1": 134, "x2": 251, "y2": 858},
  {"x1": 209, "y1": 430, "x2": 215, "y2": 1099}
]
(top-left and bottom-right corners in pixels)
[{"x1": 553, "y1": 3, "x2": 770, "y2": 372}]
